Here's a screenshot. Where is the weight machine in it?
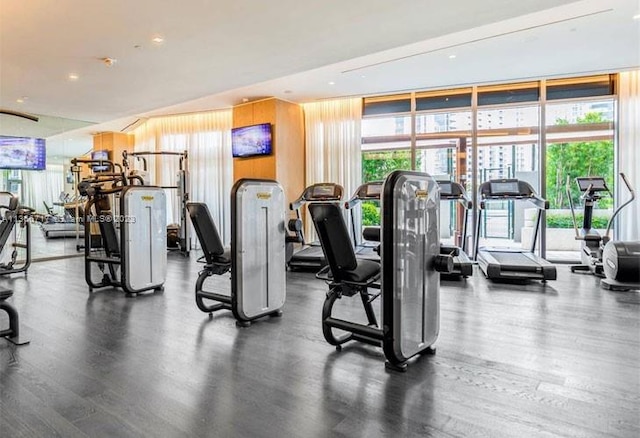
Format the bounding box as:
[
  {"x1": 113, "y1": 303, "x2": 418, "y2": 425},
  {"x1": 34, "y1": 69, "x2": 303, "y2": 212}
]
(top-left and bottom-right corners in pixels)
[{"x1": 123, "y1": 150, "x2": 190, "y2": 255}]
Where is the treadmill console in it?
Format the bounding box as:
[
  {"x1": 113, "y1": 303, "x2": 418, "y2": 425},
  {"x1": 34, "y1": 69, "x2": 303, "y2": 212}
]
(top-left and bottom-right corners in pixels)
[
  {"x1": 364, "y1": 182, "x2": 382, "y2": 198},
  {"x1": 438, "y1": 182, "x2": 453, "y2": 196},
  {"x1": 576, "y1": 177, "x2": 608, "y2": 193},
  {"x1": 309, "y1": 184, "x2": 342, "y2": 201},
  {"x1": 489, "y1": 180, "x2": 521, "y2": 196}
]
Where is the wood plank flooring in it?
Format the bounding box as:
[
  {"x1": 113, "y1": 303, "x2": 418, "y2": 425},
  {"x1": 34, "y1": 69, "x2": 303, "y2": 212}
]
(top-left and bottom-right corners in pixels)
[{"x1": 1, "y1": 255, "x2": 639, "y2": 437}]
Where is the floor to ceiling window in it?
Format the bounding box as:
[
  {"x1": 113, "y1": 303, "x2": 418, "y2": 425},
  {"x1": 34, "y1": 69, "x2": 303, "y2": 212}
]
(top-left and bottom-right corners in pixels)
[
  {"x1": 361, "y1": 94, "x2": 412, "y2": 226},
  {"x1": 414, "y1": 89, "x2": 472, "y2": 248},
  {"x1": 543, "y1": 76, "x2": 616, "y2": 262},
  {"x1": 474, "y1": 82, "x2": 541, "y2": 251},
  {"x1": 361, "y1": 74, "x2": 617, "y2": 261}
]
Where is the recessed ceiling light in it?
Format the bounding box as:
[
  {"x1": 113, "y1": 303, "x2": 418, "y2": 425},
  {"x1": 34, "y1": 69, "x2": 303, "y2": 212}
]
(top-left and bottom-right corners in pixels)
[
  {"x1": 151, "y1": 36, "x2": 164, "y2": 44},
  {"x1": 68, "y1": 73, "x2": 79, "y2": 81},
  {"x1": 16, "y1": 98, "x2": 24, "y2": 103},
  {"x1": 633, "y1": 13, "x2": 640, "y2": 20},
  {"x1": 328, "y1": 81, "x2": 336, "y2": 85},
  {"x1": 448, "y1": 54, "x2": 457, "y2": 59},
  {"x1": 361, "y1": 75, "x2": 366, "y2": 79}
]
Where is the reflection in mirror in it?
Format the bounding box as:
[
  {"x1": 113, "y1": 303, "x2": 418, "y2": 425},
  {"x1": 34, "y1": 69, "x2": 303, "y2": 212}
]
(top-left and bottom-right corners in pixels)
[{"x1": 0, "y1": 112, "x2": 95, "y2": 261}]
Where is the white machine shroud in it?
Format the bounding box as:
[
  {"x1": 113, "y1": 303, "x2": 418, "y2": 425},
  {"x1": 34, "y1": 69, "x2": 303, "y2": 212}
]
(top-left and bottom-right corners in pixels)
[
  {"x1": 233, "y1": 181, "x2": 286, "y2": 319},
  {"x1": 122, "y1": 187, "x2": 167, "y2": 292}
]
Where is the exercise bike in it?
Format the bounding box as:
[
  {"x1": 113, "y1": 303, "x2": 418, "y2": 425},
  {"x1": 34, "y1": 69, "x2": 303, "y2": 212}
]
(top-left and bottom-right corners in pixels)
[{"x1": 568, "y1": 173, "x2": 639, "y2": 290}]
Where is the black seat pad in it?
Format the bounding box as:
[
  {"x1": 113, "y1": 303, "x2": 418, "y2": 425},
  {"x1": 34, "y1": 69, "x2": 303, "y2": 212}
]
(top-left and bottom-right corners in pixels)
[
  {"x1": 213, "y1": 248, "x2": 231, "y2": 264},
  {"x1": 309, "y1": 202, "x2": 380, "y2": 284},
  {"x1": 342, "y1": 259, "x2": 380, "y2": 283}
]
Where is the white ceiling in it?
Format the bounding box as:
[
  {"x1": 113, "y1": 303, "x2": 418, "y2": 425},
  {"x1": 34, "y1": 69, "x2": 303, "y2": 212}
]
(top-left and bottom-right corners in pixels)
[{"x1": 0, "y1": 0, "x2": 638, "y2": 160}]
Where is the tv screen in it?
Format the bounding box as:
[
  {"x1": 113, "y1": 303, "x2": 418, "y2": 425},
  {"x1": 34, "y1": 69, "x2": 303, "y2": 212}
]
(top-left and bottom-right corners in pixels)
[
  {"x1": 91, "y1": 150, "x2": 110, "y2": 172},
  {"x1": 0, "y1": 135, "x2": 46, "y2": 170},
  {"x1": 231, "y1": 123, "x2": 272, "y2": 158}
]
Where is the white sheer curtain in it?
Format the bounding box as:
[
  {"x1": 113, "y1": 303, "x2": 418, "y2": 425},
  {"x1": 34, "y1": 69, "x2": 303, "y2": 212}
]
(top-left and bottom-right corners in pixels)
[
  {"x1": 302, "y1": 97, "x2": 363, "y2": 240},
  {"x1": 132, "y1": 110, "x2": 233, "y2": 245},
  {"x1": 617, "y1": 70, "x2": 639, "y2": 241},
  {"x1": 22, "y1": 164, "x2": 65, "y2": 213}
]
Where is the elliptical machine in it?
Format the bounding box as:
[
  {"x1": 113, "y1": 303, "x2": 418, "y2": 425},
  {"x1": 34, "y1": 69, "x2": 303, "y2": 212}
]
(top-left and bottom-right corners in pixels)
[
  {"x1": 568, "y1": 176, "x2": 611, "y2": 276},
  {"x1": 568, "y1": 173, "x2": 639, "y2": 290}
]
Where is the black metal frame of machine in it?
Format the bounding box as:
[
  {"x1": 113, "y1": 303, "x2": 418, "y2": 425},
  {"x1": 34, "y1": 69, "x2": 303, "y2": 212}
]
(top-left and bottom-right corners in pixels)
[
  {"x1": 0, "y1": 286, "x2": 29, "y2": 345},
  {"x1": 187, "y1": 179, "x2": 287, "y2": 326},
  {"x1": 0, "y1": 192, "x2": 32, "y2": 276},
  {"x1": 311, "y1": 171, "x2": 452, "y2": 371},
  {"x1": 77, "y1": 161, "x2": 167, "y2": 295}
]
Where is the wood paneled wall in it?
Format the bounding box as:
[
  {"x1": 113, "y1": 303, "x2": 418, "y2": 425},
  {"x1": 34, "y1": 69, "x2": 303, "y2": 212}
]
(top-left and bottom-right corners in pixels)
[
  {"x1": 92, "y1": 132, "x2": 133, "y2": 167},
  {"x1": 232, "y1": 98, "x2": 305, "y2": 205}
]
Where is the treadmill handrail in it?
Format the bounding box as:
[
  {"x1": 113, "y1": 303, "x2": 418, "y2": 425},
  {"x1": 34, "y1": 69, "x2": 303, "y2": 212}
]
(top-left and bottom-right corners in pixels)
[
  {"x1": 474, "y1": 179, "x2": 549, "y2": 260},
  {"x1": 344, "y1": 181, "x2": 384, "y2": 209},
  {"x1": 437, "y1": 180, "x2": 473, "y2": 210},
  {"x1": 289, "y1": 183, "x2": 344, "y2": 211},
  {"x1": 479, "y1": 193, "x2": 548, "y2": 210},
  {"x1": 437, "y1": 180, "x2": 472, "y2": 252}
]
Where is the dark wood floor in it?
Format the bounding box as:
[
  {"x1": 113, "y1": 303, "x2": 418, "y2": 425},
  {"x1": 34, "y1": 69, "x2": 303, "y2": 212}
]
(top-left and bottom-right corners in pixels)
[{"x1": 1, "y1": 255, "x2": 639, "y2": 438}]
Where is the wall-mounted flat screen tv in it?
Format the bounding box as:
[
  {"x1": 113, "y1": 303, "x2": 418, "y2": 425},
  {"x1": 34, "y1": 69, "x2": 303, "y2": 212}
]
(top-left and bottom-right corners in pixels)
[
  {"x1": 91, "y1": 150, "x2": 110, "y2": 172},
  {"x1": 0, "y1": 135, "x2": 46, "y2": 170},
  {"x1": 231, "y1": 123, "x2": 272, "y2": 158}
]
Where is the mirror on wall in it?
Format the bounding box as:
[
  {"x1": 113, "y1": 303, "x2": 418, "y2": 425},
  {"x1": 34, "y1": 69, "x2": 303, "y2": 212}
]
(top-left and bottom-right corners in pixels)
[{"x1": 0, "y1": 112, "x2": 95, "y2": 262}]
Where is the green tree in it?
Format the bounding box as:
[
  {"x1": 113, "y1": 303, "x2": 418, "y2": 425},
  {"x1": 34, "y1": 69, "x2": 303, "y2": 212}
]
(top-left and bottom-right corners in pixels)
[
  {"x1": 546, "y1": 112, "x2": 614, "y2": 210},
  {"x1": 362, "y1": 150, "x2": 412, "y2": 183},
  {"x1": 361, "y1": 201, "x2": 380, "y2": 226}
]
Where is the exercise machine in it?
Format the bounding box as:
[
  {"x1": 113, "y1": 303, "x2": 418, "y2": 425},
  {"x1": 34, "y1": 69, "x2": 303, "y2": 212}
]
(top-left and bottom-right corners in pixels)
[
  {"x1": 79, "y1": 166, "x2": 166, "y2": 295},
  {"x1": 188, "y1": 179, "x2": 286, "y2": 326},
  {"x1": 345, "y1": 180, "x2": 473, "y2": 278},
  {"x1": 344, "y1": 180, "x2": 383, "y2": 261},
  {"x1": 568, "y1": 176, "x2": 610, "y2": 276},
  {"x1": 310, "y1": 170, "x2": 452, "y2": 371},
  {"x1": 123, "y1": 150, "x2": 190, "y2": 255},
  {"x1": 287, "y1": 182, "x2": 343, "y2": 270},
  {"x1": 0, "y1": 192, "x2": 33, "y2": 276},
  {"x1": 0, "y1": 286, "x2": 29, "y2": 345},
  {"x1": 474, "y1": 178, "x2": 556, "y2": 282},
  {"x1": 437, "y1": 180, "x2": 474, "y2": 279},
  {"x1": 70, "y1": 157, "x2": 124, "y2": 251},
  {"x1": 566, "y1": 173, "x2": 640, "y2": 290},
  {"x1": 601, "y1": 241, "x2": 640, "y2": 291},
  {"x1": 40, "y1": 194, "x2": 85, "y2": 238}
]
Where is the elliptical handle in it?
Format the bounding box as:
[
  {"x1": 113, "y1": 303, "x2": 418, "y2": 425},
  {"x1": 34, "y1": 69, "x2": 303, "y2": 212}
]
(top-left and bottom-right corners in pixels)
[
  {"x1": 566, "y1": 175, "x2": 581, "y2": 239},
  {"x1": 604, "y1": 172, "x2": 636, "y2": 240},
  {"x1": 620, "y1": 172, "x2": 635, "y2": 201}
]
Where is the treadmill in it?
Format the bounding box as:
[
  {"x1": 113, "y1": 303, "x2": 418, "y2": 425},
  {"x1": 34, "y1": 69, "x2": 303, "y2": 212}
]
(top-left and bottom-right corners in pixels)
[
  {"x1": 287, "y1": 182, "x2": 343, "y2": 270},
  {"x1": 437, "y1": 180, "x2": 474, "y2": 278},
  {"x1": 345, "y1": 181, "x2": 383, "y2": 261},
  {"x1": 474, "y1": 178, "x2": 557, "y2": 282},
  {"x1": 345, "y1": 180, "x2": 473, "y2": 277}
]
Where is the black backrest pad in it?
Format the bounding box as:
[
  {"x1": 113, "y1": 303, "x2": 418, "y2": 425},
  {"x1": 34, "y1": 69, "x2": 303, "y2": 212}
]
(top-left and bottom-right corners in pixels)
[
  {"x1": 0, "y1": 217, "x2": 13, "y2": 251},
  {"x1": 99, "y1": 218, "x2": 120, "y2": 256},
  {"x1": 308, "y1": 203, "x2": 357, "y2": 279},
  {"x1": 187, "y1": 202, "x2": 225, "y2": 263},
  {"x1": 0, "y1": 198, "x2": 18, "y2": 250}
]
